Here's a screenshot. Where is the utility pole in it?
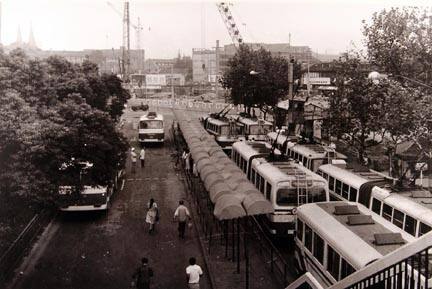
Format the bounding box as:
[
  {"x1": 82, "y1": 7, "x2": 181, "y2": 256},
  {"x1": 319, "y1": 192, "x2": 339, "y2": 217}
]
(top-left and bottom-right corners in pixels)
[
  {"x1": 288, "y1": 59, "x2": 294, "y2": 98},
  {"x1": 215, "y1": 40, "x2": 220, "y2": 99},
  {"x1": 171, "y1": 64, "x2": 174, "y2": 98},
  {"x1": 122, "y1": 1, "x2": 130, "y2": 81}
]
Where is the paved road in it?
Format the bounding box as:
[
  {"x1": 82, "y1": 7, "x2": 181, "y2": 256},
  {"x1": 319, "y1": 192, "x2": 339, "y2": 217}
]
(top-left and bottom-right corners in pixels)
[{"x1": 9, "y1": 106, "x2": 211, "y2": 289}]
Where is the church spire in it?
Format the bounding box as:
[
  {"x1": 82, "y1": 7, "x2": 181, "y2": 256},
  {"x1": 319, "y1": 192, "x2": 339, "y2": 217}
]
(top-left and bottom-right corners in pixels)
[
  {"x1": 16, "y1": 26, "x2": 22, "y2": 44},
  {"x1": 28, "y1": 22, "x2": 37, "y2": 48}
]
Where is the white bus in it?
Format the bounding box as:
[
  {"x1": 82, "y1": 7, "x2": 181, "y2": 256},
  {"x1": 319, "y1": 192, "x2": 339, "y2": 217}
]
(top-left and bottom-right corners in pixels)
[
  {"x1": 231, "y1": 141, "x2": 281, "y2": 180},
  {"x1": 369, "y1": 186, "x2": 432, "y2": 238},
  {"x1": 251, "y1": 158, "x2": 328, "y2": 236},
  {"x1": 285, "y1": 143, "x2": 347, "y2": 172},
  {"x1": 266, "y1": 131, "x2": 297, "y2": 153},
  {"x1": 317, "y1": 163, "x2": 390, "y2": 207},
  {"x1": 138, "y1": 112, "x2": 164, "y2": 143},
  {"x1": 235, "y1": 116, "x2": 273, "y2": 141},
  {"x1": 202, "y1": 115, "x2": 245, "y2": 152},
  {"x1": 58, "y1": 162, "x2": 125, "y2": 211},
  {"x1": 295, "y1": 202, "x2": 415, "y2": 288}
]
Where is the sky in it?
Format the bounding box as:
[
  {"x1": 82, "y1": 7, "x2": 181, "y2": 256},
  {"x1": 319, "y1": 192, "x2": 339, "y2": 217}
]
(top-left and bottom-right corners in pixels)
[{"x1": 1, "y1": 0, "x2": 432, "y2": 58}]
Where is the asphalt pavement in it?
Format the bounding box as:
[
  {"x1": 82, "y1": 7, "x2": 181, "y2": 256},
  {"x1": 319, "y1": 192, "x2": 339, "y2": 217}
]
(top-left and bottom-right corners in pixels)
[{"x1": 8, "y1": 107, "x2": 211, "y2": 289}]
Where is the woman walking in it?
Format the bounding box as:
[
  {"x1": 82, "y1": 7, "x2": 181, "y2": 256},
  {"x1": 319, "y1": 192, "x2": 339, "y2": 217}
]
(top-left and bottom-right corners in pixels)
[{"x1": 146, "y1": 198, "x2": 158, "y2": 234}]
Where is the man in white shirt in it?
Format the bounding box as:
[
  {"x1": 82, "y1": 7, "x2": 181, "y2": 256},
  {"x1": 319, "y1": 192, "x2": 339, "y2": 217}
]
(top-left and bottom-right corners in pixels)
[
  {"x1": 185, "y1": 257, "x2": 203, "y2": 289},
  {"x1": 174, "y1": 200, "x2": 190, "y2": 238},
  {"x1": 140, "y1": 148, "x2": 146, "y2": 168}
]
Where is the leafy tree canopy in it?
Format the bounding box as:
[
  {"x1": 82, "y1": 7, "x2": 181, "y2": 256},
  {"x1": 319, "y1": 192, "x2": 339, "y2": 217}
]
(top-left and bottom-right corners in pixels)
[
  {"x1": 0, "y1": 49, "x2": 129, "y2": 204},
  {"x1": 221, "y1": 45, "x2": 300, "y2": 114},
  {"x1": 363, "y1": 7, "x2": 432, "y2": 86}
]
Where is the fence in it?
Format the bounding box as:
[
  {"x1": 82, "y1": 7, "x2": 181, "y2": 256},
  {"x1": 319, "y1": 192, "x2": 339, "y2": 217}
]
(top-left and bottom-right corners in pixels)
[
  {"x1": 135, "y1": 98, "x2": 245, "y2": 113},
  {"x1": 0, "y1": 210, "x2": 53, "y2": 286}
]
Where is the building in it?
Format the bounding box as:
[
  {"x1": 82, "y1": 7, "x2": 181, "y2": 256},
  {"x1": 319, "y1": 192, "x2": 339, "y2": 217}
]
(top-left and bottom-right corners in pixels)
[{"x1": 192, "y1": 42, "x2": 316, "y2": 84}]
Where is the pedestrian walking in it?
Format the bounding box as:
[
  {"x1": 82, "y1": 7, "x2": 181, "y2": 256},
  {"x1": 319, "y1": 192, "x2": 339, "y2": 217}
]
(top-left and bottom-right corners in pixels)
[
  {"x1": 140, "y1": 147, "x2": 146, "y2": 168},
  {"x1": 132, "y1": 257, "x2": 154, "y2": 289},
  {"x1": 186, "y1": 257, "x2": 203, "y2": 289},
  {"x1": 146, "y1": 198, "x2": 159, "y2": 234},
  {"x1": 131, "y1": 147, "x2": 137, "y2": 173},
  {"x1": 174, "y1": 200, "x2": 190, "y2": 239}
]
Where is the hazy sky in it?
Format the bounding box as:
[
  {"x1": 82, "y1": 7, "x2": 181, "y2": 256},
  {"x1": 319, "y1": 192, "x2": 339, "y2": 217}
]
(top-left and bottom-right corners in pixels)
[{"x1": 1, "y1": 0, "x2": 431, "y2": 58}]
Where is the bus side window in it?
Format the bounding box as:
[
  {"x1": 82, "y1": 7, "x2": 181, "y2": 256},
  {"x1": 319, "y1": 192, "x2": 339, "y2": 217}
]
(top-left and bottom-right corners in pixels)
[
  {"x1": 251, "y1": 169, "x2": 256, "y2": 185},
  {"x1": 255, "y1": 174, "x2": 260, "y2": 189},
  {"x1": 392, "y1": 209, "x2": 404, "y2": 229},
  {"x1": 342, "y1": 183, "x2": 349, "y2": 200},
  {"x1": 349, "y1": 188, "x2": 357, "y2": 202},
  {"x1": 419, "y1": 222, "x2": 432, "y2": 237},
  {"x1": 371, "y1": 198, "x2": 381, "y2": 214},
  {"x1": 304, "y1": 225, "x2": 313, "y2": 252},
  {"x1": 296, "y1": 219, "x2": 304, "y2": 241},
  {"x1": 329, "y1": 176, "x2": 335, "y2": 191},
  {"x1": 327, "y1": 245, "x2": 340, "y2": 281},
  {"x1": 382, "y1": 204, "x2": 393, "y2": 222},
  {"x1": 404, "y1": 215, "x2": 417, "y2": 237},
  {"x1": 335, "y1": 180, "x2": 342, "y2": 196},
  {"x1": 266, "y1": 183, "x2": 272, "y2": 200},
  {"x1": 341, "y1": 258, "x2": 355, "y2": 279},
  {"x1": 259, "y1": 176, "x2": 265, "y2": 193},
  {"x1": 313, "y1": 232, "x2": 324, "y2": 265}
]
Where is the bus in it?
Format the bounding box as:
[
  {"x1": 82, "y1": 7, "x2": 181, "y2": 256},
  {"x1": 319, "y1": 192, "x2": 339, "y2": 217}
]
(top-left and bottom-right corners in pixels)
[
  {"x1": 202, "y1": 115, "x2": 245, "y2": 152},
  {"x1": 369, "y1": 186, "x2": 432, "y2": 238},
  {"x1": 266, "y1": 131, "x2": 297, "y2": 153},
  {"x1": 235, "y1": 116, "x2": 273, "y2": 141},
  {"x1": 295, "y1": 201, "x2": 415, "y2": 288},
  {"x1": 231, "y1": 141, "x2": 281, "y2": 179},
  {"x1": 58, "y1": 162, "x2": 125, "y2": 211},
  {"x1": 138, "y1": 112, "x2": 164, "y2": 143},
  {"x1": 317, "y1": 163, "x2": 390, "y2": 207},
  {"x1": 251, "y1": 158, "x2": 328, "y2": 236},
  {"x1": 285, "y1": 143, "x2": 347, "y2": 172}
]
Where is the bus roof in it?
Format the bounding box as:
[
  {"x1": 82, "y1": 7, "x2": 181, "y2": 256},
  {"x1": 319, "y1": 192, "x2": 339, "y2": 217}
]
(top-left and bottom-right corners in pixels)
[
  {"x1": 318, "y1": 164, "x2": 386, "y2": 190},
  {"x1": 372, "y1": 187, "x2": 432, "y2": 226},
  {"x1": 232, "y1": 141, "x2": 272, "y2": 160},
  {"x1": 207, "y1": 117, "x2": 230, "y2": 126},
  {"x1": 251, "y1": 158, "x2": 327, "y2": 185},
  {"x1": 290, "y1": 144, "x2": 347, "y2": 160},
  {"x1": 298, "y1": 202, "x2": 415, "y2": 269},
  {"x1": 237, "y1": 117, "x2": 273, "y2": 126},
  {"x1": 140, "y1": 112, "x2": 163, "y2": 121}
]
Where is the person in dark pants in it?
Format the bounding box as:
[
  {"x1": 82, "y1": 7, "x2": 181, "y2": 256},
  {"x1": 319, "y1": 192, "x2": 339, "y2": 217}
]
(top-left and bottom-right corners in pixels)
[
  {"x1": 173, "y1": 200, "x2": 190, "y2": 238},
  {"x1": 132, "y1": 257, "x2": 154, "y2": 289}
]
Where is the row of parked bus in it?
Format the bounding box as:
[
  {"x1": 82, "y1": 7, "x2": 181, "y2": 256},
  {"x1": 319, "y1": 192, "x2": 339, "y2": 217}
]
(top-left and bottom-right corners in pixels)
[{"x1": 227, "y1": 128, "x2": 432, "y2": 288}]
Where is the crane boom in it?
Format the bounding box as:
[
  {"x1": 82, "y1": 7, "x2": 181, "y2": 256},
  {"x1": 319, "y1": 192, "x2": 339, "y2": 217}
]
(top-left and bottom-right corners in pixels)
[{"x1": 216, "y1": 2, "x2": 243, "y2": 47}]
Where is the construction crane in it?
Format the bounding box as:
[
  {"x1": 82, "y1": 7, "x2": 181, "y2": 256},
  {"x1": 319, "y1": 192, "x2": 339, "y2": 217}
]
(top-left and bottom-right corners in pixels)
[
  {"x1": 107, "y1": 1, "x2": 144, "y2": 79},
  {"x1": 216, "y1": 2, "x2": 243, "y2": 47}
]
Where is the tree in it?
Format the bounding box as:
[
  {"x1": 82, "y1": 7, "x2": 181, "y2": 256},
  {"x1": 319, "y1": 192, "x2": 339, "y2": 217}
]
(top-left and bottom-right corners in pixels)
[
  {"x1": 325, "y1": 54, "x2": 388, "y2": 163},
  {"x1": 363, "y1": 7, "x2": 432, "y2": 86},
  {"x1": 0, "y1": 49, "x2": 129, "y2": 204},
  {"x1": 221, "y1": 45, "x2": 289, "y2": 116}
]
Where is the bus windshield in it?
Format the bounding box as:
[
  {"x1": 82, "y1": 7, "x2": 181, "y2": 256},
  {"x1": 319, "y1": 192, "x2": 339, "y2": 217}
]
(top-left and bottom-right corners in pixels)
[
  {"x1": 308, "y1": 188, "x2": 327, "y2": 203},
  {"x1": 276, "y1": 188, "x2": 297, "y2": 206},
  {"x1": 220, "y1": 126, "x2": 229, "y2": 135},
  {"x1": 249, "y1": 124, "x2": 272, "y2": 135},
  {"x1": 140, "y1": 120, "x2": 163, "y2": 129}
]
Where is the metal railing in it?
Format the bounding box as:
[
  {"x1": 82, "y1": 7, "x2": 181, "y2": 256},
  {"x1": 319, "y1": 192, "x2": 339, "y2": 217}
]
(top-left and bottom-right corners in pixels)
[{"x1": 0, "y1": 210, "x2": 53, "y2": 285}]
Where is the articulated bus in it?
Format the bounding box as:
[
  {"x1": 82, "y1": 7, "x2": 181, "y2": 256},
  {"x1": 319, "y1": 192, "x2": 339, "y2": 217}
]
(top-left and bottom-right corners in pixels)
[
  {"x1": 202, "y1": 115, "x2": 245, "y2": 152},
  {"x1": 58, "y1": 162, "x2": 125, "y2": 211},
  {"x1": 317, "y1": 163, "x2": 390, "y2": 207},
  {"x1": 295, "y1": 202, "x2": 416, "y2": 288},
  {"x1": 139, "y1": 112, "x2": 164, "y2": 143},
  {"x1": 251, "y1": 158, "x2": 328, "y2": 236},
  {"x1": 369, "y1": 186, "x2": 432, "y2": 238},
  {"x1": 285, "y1": 143, "x2": 347, "y2": 172},
  {"x1": 235, "y1": 116, "x2": 273, "y2": 141}
]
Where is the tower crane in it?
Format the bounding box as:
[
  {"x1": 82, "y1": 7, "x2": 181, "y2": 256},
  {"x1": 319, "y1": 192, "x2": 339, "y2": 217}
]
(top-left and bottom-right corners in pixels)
[
  {"x1": 216, "y1": 2, "x2": 243, "y2": 47},
  {"x1": 107, "y1": 1, "x2": 144, "y2": 79}
]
